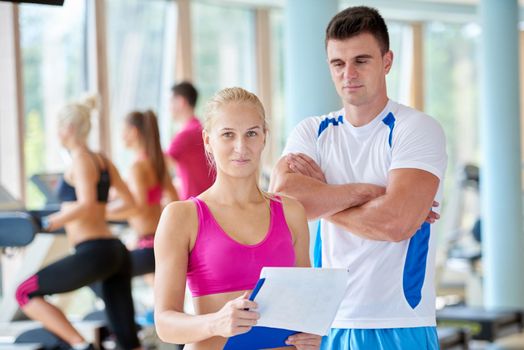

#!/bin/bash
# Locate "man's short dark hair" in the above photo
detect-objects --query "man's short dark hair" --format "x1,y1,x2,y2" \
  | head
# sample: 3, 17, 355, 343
325, 6, 389, 55
171, 81, 198, 108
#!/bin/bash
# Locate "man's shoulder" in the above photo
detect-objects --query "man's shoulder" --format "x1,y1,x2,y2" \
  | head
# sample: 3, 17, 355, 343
389, 100, 424, 118
282, 109, 343, 157
184, 117, 203, 131
303, 109, 344, 123
387, 101, 446, 152
389, 101, 441, 129
294, 109, 345, 135
175, 119, 203, 138
167, 123, 203, 156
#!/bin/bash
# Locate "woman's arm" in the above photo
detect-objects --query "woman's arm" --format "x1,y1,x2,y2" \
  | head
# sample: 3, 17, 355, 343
280, 195, 311, 268
279, 196, 322, 350
162, 170, 180, 204
154, 201, 259, 344
105, 159, 136, 220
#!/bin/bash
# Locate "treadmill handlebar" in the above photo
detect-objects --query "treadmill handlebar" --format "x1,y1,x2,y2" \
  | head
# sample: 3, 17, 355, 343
0, 208, 65, 248
28, 209, 65, 234
0, 211, 39, 247
1, 208, 129, 248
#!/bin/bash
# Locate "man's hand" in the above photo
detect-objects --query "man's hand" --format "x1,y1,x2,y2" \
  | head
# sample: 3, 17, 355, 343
287, 153, 326, 183
271, 152, 386, 220
285, 332, 322, 349
425, 201, 440, 224
287, 153, 386, 208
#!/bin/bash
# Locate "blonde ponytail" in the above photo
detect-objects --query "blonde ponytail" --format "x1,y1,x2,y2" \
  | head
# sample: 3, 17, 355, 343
57, 93, 99, 141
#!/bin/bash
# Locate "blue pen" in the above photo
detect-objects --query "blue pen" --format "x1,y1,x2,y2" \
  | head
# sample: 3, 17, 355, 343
249, 278, 265, 301
225, 277, 298, 350
244, 278, 265, 310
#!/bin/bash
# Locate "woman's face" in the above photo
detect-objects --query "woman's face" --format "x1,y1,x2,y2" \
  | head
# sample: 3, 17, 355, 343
204, 102, 266, 179
58, 122, 73, 147
122, 123, 138, 149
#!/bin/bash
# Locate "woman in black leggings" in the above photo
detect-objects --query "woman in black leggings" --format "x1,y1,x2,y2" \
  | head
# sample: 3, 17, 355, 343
15, 96, 142, 350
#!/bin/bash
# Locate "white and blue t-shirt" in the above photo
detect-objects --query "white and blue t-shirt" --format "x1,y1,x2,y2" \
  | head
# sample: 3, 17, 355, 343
283, 99, 447, 329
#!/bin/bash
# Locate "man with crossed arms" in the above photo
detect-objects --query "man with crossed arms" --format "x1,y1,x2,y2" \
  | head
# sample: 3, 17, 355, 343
270, 6, 447, 350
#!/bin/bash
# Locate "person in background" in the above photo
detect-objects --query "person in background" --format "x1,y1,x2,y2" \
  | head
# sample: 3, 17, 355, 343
166, 81, 215, 199
15, 96, 142, 350
121, 109, 179, 280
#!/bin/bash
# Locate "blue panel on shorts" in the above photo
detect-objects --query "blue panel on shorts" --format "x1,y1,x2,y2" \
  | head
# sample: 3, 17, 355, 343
320, 327, 439, 350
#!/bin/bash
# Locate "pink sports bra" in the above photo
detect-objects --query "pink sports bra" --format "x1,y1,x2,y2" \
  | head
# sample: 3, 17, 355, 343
187, 196, 296, 297
146, 184, 162, 205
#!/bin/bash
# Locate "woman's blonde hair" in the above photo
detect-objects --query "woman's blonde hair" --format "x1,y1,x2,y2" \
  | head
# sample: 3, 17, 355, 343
203, 87, 268, 134
57, 94, 98, 141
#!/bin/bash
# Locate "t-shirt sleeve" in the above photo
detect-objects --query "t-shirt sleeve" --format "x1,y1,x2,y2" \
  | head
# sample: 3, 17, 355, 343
281, 117, 320, 164
166, 130, 190, 161
389, 114, 447, 181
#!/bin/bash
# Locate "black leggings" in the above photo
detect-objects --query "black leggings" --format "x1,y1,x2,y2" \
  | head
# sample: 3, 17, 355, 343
16, 238, 140, 349
130, 247, 155, 277
89, 246, 155, 301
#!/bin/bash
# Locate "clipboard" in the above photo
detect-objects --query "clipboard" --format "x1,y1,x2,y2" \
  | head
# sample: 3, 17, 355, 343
223, 278, 298, 349
223, 267, 349, 349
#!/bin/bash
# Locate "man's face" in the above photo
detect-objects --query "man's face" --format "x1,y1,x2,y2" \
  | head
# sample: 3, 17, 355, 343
326, 33, 393, 109
169, 94, 185, 120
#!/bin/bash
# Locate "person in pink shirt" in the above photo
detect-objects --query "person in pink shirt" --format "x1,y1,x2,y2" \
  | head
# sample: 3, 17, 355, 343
166, 82, 215, 199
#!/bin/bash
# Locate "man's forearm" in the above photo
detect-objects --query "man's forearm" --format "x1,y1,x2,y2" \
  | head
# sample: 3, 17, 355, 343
326, 195, 427, 242
273, 172, 383, 220
326, 168, 440, 242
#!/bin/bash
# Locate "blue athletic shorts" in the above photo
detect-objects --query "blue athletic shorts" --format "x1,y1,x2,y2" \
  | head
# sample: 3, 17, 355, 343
320, 327, 439, 350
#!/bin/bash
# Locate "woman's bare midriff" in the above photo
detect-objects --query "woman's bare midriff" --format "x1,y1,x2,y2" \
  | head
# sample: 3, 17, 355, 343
128, 204, 162, 237
182, 290, 243, 350
184, 290, 290, 350
62, 202, 113, 246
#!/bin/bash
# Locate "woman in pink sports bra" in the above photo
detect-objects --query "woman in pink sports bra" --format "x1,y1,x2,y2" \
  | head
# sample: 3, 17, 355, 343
154, 88, 321, 349
120, 110, 179, 281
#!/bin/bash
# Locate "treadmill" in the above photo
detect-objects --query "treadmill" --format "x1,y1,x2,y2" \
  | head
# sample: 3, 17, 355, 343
29, 173, 62, 206
0, 184, 43, 248
0, 174, 64, 248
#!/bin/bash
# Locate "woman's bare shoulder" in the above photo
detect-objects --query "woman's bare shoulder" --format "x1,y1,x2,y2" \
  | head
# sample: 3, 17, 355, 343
157, 199, 199, 241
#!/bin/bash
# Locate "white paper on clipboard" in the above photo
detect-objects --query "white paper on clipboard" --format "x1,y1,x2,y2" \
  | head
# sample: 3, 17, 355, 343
253, 267, 349, 336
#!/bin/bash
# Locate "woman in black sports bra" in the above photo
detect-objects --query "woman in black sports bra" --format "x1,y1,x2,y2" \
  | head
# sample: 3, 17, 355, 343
15, 96, 143, 350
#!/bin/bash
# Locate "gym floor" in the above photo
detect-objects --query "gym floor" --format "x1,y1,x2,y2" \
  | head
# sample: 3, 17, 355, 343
472, 333, 524, 350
